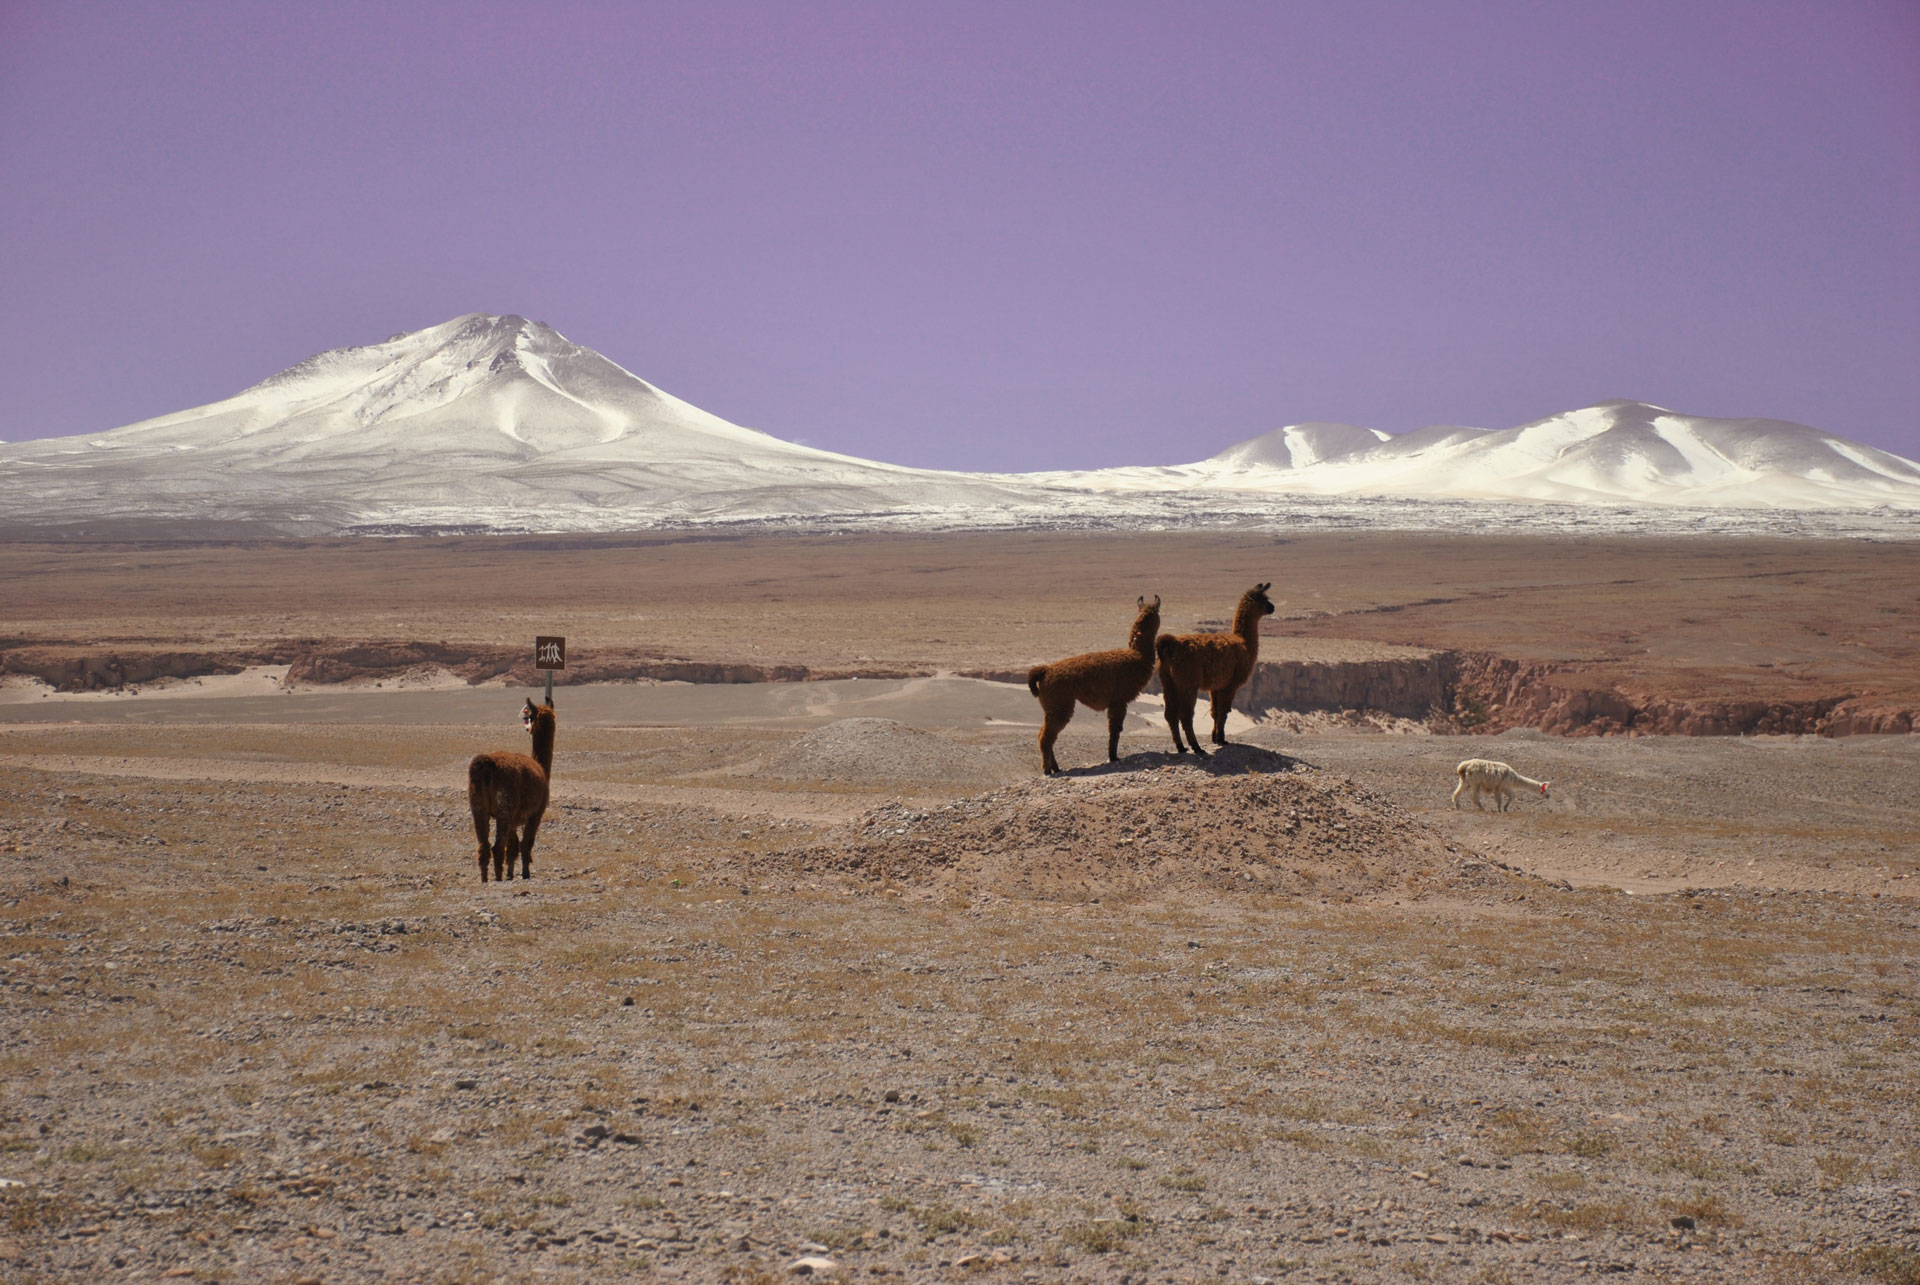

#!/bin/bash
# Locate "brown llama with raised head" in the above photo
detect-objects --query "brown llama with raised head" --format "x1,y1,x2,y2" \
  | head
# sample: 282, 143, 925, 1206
468, 697, 555, 882
1155, 582, 1275, 756
1026, 595, 1161, 775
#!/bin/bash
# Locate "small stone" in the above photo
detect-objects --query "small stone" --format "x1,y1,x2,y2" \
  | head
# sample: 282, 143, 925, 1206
622, 996, 635, 1006
454, 1078, 478, 1090
1670, 1215, 1696, 1231
789, 1255, 839, 1276
883, 1090, 901, 1103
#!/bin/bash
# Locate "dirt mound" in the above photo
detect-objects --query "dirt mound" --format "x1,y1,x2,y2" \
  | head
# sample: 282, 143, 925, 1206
762, 717, 1026, 789
780, 743, 1517, 901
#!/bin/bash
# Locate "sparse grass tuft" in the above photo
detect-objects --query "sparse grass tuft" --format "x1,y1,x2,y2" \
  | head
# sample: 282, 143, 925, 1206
1839, 1245, 1920, 1285
1560, 1131, 1614, 1158
186, 1139, 241, 1169
1662, 1192, 1738, 1227
1533, 1199, 1640, 1234
1817, 1151, 1867, 1190
1063, 1218, 1137, 1253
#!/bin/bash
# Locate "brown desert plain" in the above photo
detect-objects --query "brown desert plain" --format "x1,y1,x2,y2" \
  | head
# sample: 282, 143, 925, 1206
1, 530, 1918, 1285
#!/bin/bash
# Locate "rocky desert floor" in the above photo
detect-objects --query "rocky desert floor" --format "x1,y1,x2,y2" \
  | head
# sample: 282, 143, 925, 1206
1, 532, 1918, 1284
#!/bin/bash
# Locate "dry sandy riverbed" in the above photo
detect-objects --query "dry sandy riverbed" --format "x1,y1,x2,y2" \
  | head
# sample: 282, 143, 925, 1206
1, 679, 1917, 1284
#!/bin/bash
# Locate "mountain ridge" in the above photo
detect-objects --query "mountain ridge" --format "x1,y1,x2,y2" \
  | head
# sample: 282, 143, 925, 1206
3, 313, 1916, 536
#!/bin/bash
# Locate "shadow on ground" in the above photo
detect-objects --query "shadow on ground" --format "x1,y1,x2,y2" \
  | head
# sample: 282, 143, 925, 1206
1051, 740, 1309, 779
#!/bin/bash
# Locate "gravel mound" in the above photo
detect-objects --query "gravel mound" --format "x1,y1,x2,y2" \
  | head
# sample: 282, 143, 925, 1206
762, 717, 1026, 788
780, 742, 1517, 901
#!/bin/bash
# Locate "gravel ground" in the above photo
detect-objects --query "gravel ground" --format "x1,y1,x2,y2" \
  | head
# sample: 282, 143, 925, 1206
2, 710, 1917, 1285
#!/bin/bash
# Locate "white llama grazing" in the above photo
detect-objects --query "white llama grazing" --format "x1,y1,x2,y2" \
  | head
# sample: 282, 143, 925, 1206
1452, 759, 1550, 812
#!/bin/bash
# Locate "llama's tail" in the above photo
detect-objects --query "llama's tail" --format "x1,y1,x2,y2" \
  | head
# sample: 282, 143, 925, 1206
468, 754, 498, 802
1026, 665, 1046, 697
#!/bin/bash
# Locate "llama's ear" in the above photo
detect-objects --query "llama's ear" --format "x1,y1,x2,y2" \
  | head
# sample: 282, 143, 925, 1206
1138, 595, 1145, 609
1150, 594, 1161, 610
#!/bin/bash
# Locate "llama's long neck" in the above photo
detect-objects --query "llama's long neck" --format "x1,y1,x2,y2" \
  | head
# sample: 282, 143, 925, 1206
1231, 596, 1265, 660
530, 713, 556, 776
1129, 614, 1159, 660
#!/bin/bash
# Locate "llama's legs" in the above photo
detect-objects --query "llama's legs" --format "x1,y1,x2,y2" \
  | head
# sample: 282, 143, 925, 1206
1038, 698, 1073, 775
518, 812, 542, 879
1106, 703, 1128, 763
1178, 690, 1209, 757
1472, 784, 1486, 811
1163, 682, 1188, 752
492, 824, 510, 881
473, 809, 493, 882
1208, 686, 1236, 746
1497, 786, 1512, 813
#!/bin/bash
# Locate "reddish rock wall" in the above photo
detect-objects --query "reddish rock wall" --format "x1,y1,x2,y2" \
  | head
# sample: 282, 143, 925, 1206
1434, 652, 1873, 738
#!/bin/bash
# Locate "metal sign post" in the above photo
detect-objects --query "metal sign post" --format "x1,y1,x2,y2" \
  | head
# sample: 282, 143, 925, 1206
534, 635, 566, 704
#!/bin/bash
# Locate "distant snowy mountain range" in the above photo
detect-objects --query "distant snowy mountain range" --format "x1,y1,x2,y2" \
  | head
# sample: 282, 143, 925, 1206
3, 313, 1916, 537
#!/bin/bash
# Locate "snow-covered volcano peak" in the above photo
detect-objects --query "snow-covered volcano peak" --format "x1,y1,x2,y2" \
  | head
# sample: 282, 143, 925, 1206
238, 311, 636, 436
0, 312, 1051, 535
74, 310, 796, 464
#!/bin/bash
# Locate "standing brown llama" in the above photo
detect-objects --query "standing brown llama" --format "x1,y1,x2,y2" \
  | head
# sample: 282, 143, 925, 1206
468, 698, 555, 882
1155, 582, 1275, 756
1026, 595, 1161, 775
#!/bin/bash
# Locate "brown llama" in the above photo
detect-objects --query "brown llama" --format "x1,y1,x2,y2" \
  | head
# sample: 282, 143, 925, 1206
1026, 595, 1161, 775
1155, 582, 1275, 756
468, 697, 555, 882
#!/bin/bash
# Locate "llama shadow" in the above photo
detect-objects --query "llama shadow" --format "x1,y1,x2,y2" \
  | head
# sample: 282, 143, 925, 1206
1052, 741, 1311, 780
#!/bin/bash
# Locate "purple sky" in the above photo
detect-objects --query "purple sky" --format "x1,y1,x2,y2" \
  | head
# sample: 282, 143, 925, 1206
2, 1, 1916, 470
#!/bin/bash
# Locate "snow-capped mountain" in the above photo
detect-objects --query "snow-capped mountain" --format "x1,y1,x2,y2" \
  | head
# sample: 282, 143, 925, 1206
2, 314, 1916, 537
0, 314, 1046, 534
1061, 401, 1920, 509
